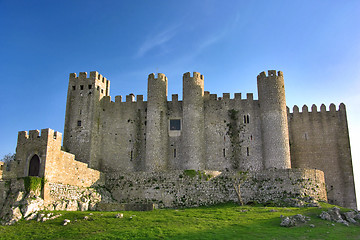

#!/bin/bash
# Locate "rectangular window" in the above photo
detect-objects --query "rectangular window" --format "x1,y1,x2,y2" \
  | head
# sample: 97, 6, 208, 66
72, 86, 76, 90
80, 85, 84, 90
170, 119, 181, 130
77, 120, 81, 126
88, 85, 92, 89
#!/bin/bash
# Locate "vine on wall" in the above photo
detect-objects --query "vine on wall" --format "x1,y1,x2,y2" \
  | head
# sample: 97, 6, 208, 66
227, 109, 245, 169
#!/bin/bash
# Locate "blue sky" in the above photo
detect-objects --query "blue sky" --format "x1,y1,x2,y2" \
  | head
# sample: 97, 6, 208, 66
1, 1, 359, 204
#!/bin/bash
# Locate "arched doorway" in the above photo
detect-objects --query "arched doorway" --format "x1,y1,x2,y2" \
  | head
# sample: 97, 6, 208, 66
28, 155, 40, 176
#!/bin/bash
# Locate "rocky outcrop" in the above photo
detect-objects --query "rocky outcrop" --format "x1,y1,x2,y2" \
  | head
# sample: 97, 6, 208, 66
0, 179, 113, 225
280, 214, 310, 227
319, 207, 360, 226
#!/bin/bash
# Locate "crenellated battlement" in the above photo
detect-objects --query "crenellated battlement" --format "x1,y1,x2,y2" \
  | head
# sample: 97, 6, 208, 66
148, 73, 167, 81
205, 92, 255, 102
18, 128, 62, 144
257, 70, 283, 80
289, 103, 346, 114
112, 94, 144, 103
183, 72, 204, 80
69, 71, 110, 86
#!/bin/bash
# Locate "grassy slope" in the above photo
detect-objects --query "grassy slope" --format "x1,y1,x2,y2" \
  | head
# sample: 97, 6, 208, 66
0, 203, 359, 240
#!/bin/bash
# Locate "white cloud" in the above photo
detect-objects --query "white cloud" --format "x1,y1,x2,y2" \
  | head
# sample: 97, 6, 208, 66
135, 24, 180, 58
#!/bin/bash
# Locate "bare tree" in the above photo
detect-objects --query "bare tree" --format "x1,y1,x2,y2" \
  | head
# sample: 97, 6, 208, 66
233, 171, 249, 206
1, 153, 15, 163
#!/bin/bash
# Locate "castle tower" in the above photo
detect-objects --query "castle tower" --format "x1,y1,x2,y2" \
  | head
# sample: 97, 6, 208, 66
145, 73, 169, 171
257, 70, 291, 169
182, 72, 205, 170
14, 129, 62, 179
63, 71, 110, 169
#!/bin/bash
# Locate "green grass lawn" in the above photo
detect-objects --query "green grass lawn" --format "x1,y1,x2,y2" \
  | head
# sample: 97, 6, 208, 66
0, 202, 359, 240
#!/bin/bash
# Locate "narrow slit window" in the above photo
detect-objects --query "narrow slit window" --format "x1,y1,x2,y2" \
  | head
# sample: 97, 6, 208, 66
130, 150, 133, 161
246, 147, 250, 156
97, 86, 100, 91
101, 89, 104, 94
247, 115, 250, 124
77, 120, 81, 126
223, 149, 226, 157
173, 149, 176, 158
243, 115, 246, 123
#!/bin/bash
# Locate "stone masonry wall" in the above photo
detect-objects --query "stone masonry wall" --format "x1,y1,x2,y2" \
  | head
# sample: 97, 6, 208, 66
289, 103, 356, 209
96, 74, 264, 173
105, 168, 326, 208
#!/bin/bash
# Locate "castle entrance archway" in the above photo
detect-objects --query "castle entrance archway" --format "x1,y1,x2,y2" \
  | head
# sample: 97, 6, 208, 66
28, 155, 40, 176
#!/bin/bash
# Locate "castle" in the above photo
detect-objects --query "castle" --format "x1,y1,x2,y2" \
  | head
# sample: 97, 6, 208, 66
0, 70, 356, 212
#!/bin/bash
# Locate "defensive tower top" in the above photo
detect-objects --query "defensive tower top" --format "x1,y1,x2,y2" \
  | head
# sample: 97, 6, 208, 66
148, 73, 167, 82
257, 70, 283, 79
69, 71, 109, 83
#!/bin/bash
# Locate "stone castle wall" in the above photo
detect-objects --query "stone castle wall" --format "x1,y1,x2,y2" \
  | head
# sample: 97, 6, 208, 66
96, 86, 264, 173
1, 70, 354, 210
60, 70, 355, 208
105, 168, 327, 208
288, 103, 356, 209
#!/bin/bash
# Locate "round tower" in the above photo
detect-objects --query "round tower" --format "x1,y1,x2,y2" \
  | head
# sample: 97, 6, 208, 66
145, 73, 169, 171
182, 72, 205, 170
257, 70, 291, 169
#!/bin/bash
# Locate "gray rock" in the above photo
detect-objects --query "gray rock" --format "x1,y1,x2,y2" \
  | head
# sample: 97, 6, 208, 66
88, 202, 97, 211
320, 211, 332, 221
63, 219, 71, 226
15, 191, 25, 202
2, 207, 23, 225
20, 197, 44, 218
309, 224, 315, 228
79, 200, 89, 211
280, 217, 292, 227
37, 213, 45, 222
49, 214, 62, 220
280, 214, 309, 227
354, 213, 360, 220
66, 200, 79, 211
343, 211, 357, 223
25, 212, 38, 221
328, 207, 342, 221
54, 201, 67, 211
336, 219, 349, 226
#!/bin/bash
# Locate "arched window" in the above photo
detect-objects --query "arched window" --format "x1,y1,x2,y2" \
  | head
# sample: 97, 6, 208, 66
28, 155, 40, 176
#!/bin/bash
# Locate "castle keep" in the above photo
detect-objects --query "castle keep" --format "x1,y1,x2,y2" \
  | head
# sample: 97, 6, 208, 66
64, 70, 291, 172
0, 70, 356, 213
